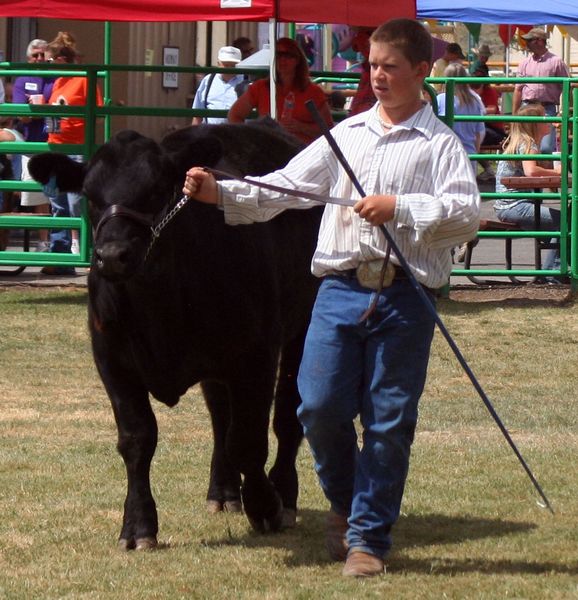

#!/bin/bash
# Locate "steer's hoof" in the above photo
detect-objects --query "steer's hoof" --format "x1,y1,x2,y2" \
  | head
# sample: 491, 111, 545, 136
207, 500, 223, 514
281, 508, 297, 529
136, 536, 158, 551
207, 499, 243, 514
118, 536, 158, 551
118, 538, 133, 552
247, 502, 284, 533
223, 500, 243, 513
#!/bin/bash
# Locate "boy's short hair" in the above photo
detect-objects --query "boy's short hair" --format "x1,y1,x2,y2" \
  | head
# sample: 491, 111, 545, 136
370, 19, 433, 67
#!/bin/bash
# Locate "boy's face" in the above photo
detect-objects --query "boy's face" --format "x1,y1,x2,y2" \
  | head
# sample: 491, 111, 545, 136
369, 41, 429, 111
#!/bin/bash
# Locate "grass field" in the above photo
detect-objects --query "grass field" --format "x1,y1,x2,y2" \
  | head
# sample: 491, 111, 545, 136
0, 287, 577, 599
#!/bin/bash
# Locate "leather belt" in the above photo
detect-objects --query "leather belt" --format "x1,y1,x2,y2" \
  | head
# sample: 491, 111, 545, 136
522, 100, 557, 108
328, 264, 406, 281
327, 263, 435, 294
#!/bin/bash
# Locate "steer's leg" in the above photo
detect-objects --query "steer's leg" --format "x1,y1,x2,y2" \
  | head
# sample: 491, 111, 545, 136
201, 380, 242, 513
97, 357, 159, 550
268, 332, 306, 529
227, 356, 283, 533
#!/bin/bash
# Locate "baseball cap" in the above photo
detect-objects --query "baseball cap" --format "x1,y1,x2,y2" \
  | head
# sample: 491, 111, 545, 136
217, 46, 242, 63
446, 43, 465, 59
521, 28, 548, 41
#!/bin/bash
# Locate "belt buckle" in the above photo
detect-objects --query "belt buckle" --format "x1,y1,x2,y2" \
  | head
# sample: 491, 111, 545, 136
355, 259, 395, 290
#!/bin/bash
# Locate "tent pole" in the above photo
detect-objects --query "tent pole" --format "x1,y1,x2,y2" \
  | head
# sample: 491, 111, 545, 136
104, 21, 112, 141
506, 25, 511, 78
269, 18, 277, 119
323, 24, 332, 74
206, 22, 213, 67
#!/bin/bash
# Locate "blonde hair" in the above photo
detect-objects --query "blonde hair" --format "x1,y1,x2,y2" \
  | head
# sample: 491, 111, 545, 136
502, 104, 545, 163
443, 63, 478, 107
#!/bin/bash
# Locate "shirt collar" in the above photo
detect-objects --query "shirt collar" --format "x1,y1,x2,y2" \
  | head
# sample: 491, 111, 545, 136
347, 102, 436, 139
218, 73, 243, 83
531, 50, 552, 62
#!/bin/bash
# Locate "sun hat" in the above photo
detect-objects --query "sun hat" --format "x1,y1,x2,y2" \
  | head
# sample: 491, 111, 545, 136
521, 28, 548, 41
217, 46, 242, 63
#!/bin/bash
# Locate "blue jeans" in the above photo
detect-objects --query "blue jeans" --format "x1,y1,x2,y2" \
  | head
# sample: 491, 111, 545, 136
297, 275, 436, 558
48, 190, 82, 252
495, 201, 560, 270
48, 155, 83, 253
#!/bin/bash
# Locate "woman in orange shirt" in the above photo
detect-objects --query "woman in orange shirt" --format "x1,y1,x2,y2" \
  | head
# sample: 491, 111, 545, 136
46, 32, 103, 146
42, 32, 102, 271
228, 38, 333, 145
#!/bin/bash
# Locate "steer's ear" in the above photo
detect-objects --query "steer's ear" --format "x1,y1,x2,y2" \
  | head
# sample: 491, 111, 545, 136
28, 153, 85, 192
161, 126, 224, 175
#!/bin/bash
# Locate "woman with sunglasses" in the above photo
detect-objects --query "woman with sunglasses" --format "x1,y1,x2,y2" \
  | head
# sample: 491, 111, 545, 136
228, 38, 333, 145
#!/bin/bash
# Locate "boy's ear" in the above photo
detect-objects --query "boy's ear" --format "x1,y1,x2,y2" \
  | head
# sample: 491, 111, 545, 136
416, 61, 431, 78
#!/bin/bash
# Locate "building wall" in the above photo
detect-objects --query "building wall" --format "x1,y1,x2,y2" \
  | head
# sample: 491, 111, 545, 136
125, 21, 199, 140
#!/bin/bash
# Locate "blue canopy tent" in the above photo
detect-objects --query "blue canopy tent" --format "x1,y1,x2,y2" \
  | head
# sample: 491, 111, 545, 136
417, 0, 578, 25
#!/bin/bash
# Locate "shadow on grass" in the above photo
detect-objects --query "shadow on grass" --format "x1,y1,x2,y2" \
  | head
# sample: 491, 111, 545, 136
194, 509, 576, 576
393, 512, 537, 550
16, 292, 88, 306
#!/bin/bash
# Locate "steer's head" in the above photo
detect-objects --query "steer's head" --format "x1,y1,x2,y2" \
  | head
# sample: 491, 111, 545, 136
29, 130, 184, 281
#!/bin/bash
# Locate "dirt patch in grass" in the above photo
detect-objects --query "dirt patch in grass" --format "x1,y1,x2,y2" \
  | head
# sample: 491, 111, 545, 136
449, 284, 575, 306
0, 283, 87, 293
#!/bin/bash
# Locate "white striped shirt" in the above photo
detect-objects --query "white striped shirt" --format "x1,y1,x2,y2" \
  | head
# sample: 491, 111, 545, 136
219, 102, 480, 289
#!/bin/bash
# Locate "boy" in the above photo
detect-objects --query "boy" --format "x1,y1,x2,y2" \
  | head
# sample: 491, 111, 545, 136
183, 19, 480, 577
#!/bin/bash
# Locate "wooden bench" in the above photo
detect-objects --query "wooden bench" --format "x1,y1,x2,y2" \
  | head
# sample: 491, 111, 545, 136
480, 144, 502, 154
462, 216, 560, 284
462, 218, 526, 284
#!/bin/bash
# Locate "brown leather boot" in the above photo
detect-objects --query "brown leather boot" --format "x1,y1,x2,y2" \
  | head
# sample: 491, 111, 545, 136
325, 510, 349, 561
342, 550, 385, 577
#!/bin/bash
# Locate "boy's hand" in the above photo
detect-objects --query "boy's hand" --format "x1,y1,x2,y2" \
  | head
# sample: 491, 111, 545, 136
354, 195, 396, 225
183, 167, 218, 204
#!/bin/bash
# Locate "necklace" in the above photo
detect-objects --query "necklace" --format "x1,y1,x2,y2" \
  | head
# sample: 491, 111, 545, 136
377, 112, 394, 130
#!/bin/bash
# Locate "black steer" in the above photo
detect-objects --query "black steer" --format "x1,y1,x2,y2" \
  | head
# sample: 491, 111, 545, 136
30, 124, 322, 549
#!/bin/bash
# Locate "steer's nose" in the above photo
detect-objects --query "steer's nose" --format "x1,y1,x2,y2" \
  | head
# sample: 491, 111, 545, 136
94, 242, 134, 278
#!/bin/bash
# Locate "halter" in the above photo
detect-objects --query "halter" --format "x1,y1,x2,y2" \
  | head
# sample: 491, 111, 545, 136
93, 191, 189, 262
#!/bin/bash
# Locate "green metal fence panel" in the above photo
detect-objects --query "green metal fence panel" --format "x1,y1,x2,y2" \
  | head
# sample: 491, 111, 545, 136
434, 75, 575, 286
0, 67, 576, 287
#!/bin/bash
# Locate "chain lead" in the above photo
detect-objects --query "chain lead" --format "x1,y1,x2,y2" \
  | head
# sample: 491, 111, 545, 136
145, 194, 190, 260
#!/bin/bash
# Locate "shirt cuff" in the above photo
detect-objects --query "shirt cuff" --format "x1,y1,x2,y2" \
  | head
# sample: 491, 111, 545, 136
393, 194, 410, 226
216, 183, 224, 208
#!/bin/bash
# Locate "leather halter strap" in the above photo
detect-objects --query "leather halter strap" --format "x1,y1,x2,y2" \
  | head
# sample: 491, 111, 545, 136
94, 204, 155, 240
